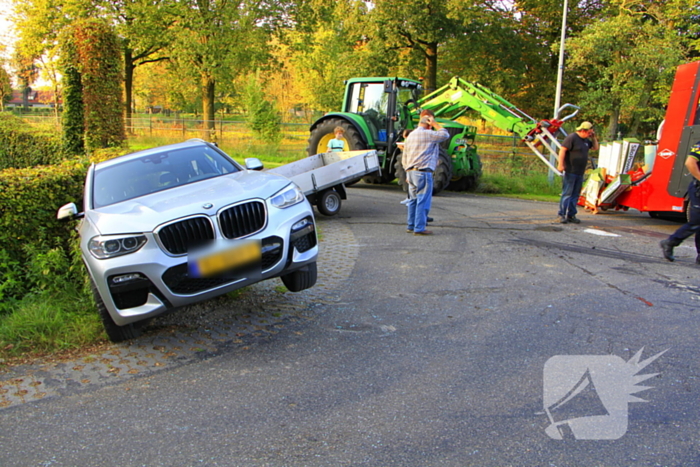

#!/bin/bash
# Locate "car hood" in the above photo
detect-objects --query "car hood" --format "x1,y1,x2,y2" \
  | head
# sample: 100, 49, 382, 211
88, 171, 293, 235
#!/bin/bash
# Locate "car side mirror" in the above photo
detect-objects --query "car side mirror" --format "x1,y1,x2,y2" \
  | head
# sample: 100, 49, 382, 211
245, 158, 264, 171
57, 202, 79, 220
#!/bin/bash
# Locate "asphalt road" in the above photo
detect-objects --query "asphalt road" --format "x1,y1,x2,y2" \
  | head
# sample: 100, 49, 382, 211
1, 184, 699, 466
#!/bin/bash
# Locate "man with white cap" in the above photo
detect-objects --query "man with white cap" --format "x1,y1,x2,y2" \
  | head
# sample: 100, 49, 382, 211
557, 121, 599, 224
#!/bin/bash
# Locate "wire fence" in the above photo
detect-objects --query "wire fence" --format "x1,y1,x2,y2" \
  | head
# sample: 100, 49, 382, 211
13, 114, 550, 175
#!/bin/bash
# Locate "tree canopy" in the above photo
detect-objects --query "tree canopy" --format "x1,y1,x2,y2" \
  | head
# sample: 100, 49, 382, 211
5, 0, 699, 139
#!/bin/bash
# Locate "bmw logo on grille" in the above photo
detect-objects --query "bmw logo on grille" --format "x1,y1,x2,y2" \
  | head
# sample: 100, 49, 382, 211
202, 203, 214, 209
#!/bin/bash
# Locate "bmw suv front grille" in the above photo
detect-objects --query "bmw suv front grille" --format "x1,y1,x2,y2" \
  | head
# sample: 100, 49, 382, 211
158, 216, 215, 255
219, 201, 266, 239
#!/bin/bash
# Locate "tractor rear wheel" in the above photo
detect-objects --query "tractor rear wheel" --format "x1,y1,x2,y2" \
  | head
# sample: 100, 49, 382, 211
308, 118, 367, 186
432, 149, 453, 195
307, 118, 366, 156
394, 156, 408, 193
394, 149, 452, 195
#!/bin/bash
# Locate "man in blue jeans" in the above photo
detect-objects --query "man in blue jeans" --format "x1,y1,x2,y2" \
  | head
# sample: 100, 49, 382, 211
402, 114, 449, 235
557, 121, 599, 224
660, 140, 700, 264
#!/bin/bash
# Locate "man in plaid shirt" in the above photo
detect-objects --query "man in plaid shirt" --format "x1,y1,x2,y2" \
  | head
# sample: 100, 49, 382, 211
402, 111, 449, 235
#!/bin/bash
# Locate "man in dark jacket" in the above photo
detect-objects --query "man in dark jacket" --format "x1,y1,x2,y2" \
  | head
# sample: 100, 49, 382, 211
557, 121, 599, 224
660, 140, 700, 264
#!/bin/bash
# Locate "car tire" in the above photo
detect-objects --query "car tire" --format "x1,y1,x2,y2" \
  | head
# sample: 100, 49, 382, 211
317, 190, 341, 216
280, 262, 317, 292
90, 279, 141, 342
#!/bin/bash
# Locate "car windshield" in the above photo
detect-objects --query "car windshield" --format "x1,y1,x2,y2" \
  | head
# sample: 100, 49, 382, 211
92, 145, 241, 208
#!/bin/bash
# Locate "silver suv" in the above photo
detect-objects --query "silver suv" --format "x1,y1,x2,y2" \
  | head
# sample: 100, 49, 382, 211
58, 140, 318, 342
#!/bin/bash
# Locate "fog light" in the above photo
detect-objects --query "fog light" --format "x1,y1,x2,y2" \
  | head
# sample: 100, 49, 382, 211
112, 273, 143, 284
292, 218, 312, 232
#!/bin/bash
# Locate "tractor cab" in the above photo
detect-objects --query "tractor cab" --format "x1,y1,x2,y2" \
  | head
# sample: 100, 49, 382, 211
342, 77, 423, 151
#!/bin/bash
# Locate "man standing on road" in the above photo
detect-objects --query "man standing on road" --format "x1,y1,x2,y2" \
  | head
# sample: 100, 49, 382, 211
557, 121, 599, 224
402, 111, 449, 235
660, 140, 700, 264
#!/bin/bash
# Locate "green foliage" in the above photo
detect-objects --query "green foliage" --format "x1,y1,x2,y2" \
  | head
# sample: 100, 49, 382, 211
59, 18, 126, 153
0, 114, 65, 169
244, 72, 282, 143
60, 41, 85, 156
0, 66, 11, 110
0, 157, 89, 307
73, 19, 127, 150
566, 10, 685, 138
476, 172, 561, 200
0, 241, 103, 357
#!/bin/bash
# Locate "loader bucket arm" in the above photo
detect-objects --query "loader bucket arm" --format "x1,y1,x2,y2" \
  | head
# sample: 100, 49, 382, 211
414, 77, 579, 176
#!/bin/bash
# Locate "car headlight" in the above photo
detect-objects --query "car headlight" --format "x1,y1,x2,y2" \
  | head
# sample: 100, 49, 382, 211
270, 184, 304, 209
88, 235, 147, 259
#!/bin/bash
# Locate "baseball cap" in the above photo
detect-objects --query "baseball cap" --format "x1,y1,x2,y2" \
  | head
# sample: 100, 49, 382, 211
576, 121, 593, 131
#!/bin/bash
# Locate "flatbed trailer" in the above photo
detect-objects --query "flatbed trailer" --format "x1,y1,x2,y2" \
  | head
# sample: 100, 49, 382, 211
267, 150, 381, 216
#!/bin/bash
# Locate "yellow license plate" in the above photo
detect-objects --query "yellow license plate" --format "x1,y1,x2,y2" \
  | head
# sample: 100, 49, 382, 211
189, 240, 261, 278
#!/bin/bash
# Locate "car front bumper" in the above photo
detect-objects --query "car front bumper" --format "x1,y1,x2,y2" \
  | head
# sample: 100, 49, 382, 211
83, 201, 318, 326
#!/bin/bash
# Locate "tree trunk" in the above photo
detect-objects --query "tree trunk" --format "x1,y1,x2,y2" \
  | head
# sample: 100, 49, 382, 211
202, 75, 216, 141
629, 82, 654, 138
606, 107, 620, 141
124, 47, 134, 134
423, 42, 438, 93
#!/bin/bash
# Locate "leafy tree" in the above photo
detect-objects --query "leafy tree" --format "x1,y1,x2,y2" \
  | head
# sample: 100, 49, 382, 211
166, 0, 278, 139
566, 5, 685, 138
59, 18, 126, 152
96, 0, 174, 123
243, 71, 282, 143
0, 65, 12, 111
365, 0, 465, 92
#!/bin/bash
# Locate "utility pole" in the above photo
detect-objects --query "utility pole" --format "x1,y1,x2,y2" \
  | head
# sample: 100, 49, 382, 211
550, 0, 569, 184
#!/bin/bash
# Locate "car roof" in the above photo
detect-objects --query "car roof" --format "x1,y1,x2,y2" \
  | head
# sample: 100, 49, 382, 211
95, 139, 215, 170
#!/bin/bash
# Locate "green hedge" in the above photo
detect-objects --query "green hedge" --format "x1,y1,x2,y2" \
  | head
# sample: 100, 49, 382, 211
0, 157, 90, 311
0, 114, 65, 170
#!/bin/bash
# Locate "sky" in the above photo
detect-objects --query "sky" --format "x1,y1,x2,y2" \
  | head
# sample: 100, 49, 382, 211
0, 0, 15, 61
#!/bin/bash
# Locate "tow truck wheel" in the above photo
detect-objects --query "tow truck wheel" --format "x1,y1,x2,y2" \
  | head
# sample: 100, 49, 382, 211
317, 189, 342, 216
432, 149, 453, 195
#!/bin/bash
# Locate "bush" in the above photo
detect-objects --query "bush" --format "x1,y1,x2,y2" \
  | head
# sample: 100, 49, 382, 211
0, 157, 90, 309
0, 241, 103, 356
0, 113, 65, 169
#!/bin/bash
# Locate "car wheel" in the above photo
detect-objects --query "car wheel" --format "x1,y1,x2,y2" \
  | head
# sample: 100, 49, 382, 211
90, 279, 141, 342
317, 190, 341, 216
280, 262, 317, 292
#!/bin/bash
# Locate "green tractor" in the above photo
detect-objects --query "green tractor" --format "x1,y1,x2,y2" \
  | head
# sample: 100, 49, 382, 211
307, 77, 481, 194
308, 76, 580, 194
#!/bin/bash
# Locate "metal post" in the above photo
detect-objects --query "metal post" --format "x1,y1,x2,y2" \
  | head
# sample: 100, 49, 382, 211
549, 0, 569, 184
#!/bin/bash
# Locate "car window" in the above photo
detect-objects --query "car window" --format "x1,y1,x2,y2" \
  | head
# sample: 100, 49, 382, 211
92, 146, 241, 208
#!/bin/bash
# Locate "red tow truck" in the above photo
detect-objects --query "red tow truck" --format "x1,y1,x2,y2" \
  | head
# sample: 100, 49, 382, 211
610, 61, 700, 217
